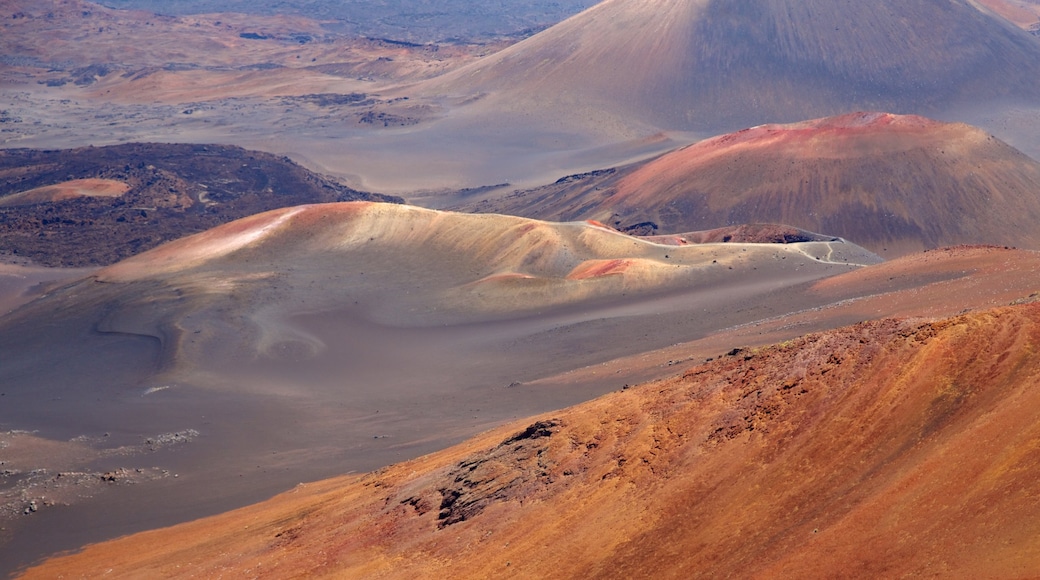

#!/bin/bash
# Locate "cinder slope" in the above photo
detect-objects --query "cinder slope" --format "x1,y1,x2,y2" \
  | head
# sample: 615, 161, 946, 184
27, 302, 1040, 578
0, 201, 877, 573
471, 113, 1040, 256
417, 0, 1040, 136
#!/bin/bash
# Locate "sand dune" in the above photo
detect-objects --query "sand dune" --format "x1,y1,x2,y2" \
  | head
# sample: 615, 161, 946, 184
465, 113, 1040, 257
25, 300, 1040, 578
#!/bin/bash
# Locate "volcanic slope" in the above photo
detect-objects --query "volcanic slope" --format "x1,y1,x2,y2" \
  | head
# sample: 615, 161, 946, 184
0, 143, 400, 266
25, 300, 1040, 578
414, 0, 1040, 138
465, 113, 1040, 257
0, 201, 881, 573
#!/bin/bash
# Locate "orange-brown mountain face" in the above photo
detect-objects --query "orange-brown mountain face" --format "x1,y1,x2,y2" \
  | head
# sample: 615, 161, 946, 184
467, 113, 1040, 257
0, 201, 885, 572
416, 0, 1040, 137
26, 302, 1040, 578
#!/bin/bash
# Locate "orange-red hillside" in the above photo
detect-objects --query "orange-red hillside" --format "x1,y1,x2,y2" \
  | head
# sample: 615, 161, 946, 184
26, 301, 1040, 578
474, 113, 1040, 257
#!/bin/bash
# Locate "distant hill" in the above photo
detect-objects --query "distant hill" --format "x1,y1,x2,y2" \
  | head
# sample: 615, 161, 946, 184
416, 0, 1040, 137
0, 143, 400, 266
93, 0, 599, 42
464, 113, 1040, 257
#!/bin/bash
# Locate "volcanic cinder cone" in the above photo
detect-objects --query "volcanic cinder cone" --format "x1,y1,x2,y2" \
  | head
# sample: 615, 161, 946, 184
473, 112, 1040, 256
418, 0, 1040, 136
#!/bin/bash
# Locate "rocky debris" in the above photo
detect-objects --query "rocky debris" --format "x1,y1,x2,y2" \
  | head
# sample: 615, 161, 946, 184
85, 0, 598, 44
0, 110, 20, 124
553, 168, 616, 185
1011, 292, 1040, 306
619, 221, 659, 236
643, 224, 843, 246
435, 419, 562, 527
289, 93, 373, 107
358, 110, 420, 127
373, 419, 571, 528
41, 64, 114, 87
0, 144, 403, 266
2, 466, 167, 520
144, 429, 200, 451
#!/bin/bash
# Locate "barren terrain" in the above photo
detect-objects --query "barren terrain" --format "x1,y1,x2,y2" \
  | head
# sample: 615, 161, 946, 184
25, 300, 1040, 578
462, 113, 1040, 257
4, 202, 1040, 574
4, 0, 1040, 575
93, 0, 600, 43
0, 143, 399, 266
6, 0, 1040, 193
0, 202, 878, 573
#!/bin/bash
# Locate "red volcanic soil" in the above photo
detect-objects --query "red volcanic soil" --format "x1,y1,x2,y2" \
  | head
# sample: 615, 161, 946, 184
468, 113, 1040, 257
25, 301, 1040, 578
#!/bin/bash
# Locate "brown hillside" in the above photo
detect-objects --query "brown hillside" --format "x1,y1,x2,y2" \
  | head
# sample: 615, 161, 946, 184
26, 302, 1040, 578
468, 113, 1040, 257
